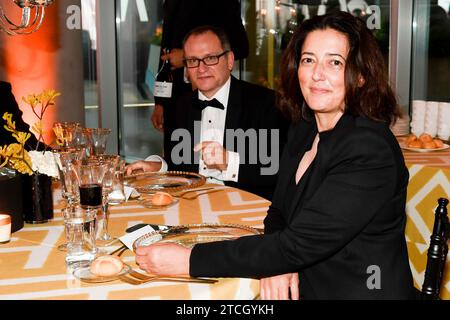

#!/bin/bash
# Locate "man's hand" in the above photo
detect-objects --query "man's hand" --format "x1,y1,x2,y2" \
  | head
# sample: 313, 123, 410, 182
194, 141, 229, 171
161, 48, 184, 70
125, 160, 162, 176
260, 273, 300, 300
151, 104, 164, 132
135, 243, 191, 275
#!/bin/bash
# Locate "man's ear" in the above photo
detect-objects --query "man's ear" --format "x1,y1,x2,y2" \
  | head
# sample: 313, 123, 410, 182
227, 51, 235, 71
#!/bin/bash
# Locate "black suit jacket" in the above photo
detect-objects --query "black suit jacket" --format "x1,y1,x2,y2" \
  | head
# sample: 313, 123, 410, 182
0, 81, 41, 150
169, 76, 289, 200
190, 114, 415, 299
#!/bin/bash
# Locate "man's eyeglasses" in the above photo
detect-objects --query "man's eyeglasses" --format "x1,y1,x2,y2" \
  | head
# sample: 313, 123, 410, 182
184, 51, 229, 68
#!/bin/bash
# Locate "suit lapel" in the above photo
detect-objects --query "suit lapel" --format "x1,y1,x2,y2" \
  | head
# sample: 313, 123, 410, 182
285, 119, 318, 221
187, 91, 202, 171
223, 76, 242, 148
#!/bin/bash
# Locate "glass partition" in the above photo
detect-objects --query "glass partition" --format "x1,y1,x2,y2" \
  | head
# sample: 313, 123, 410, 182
115, 0, 164, 162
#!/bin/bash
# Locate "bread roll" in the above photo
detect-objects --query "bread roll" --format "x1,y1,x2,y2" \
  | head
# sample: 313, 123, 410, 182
433, 139, 444, 148
419, 133, 433, 143
406, 135, 417, 144
408, 140, 423, 148
423, 141, 437, 149
90, 255, 124, 277
152, 192, 173, 206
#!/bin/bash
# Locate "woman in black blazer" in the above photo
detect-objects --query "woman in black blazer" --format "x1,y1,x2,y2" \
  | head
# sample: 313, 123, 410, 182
135, 11, 415, 300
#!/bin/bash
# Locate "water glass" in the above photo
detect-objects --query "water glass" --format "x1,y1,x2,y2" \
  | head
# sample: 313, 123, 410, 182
108, 160, 126, 205
64, 205, 97, 268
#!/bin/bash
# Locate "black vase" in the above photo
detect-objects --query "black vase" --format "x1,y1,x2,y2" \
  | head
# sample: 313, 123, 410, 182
0, 174, 24, 232
21, 173, 54, 224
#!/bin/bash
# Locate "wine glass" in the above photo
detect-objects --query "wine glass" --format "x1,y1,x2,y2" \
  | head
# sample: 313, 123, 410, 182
89, 154, 120, 246
84, 128, 112, 156
72, 159, 107, 210
54, 148, 85, 252
53, 122, 81, 148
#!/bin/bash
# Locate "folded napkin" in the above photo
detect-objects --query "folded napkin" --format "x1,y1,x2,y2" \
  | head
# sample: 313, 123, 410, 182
410, 100, 426, 136
424, 101, 439, 137
438, 102, 450, 140
119, 225, 155, 251
124, 186, 140, 201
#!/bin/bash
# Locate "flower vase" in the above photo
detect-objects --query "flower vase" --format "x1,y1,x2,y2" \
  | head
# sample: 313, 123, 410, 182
21, 173, 54, 224
0, 173, 24, 232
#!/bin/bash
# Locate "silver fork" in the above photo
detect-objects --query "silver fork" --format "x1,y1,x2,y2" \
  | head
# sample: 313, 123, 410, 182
179, 189, 222, 200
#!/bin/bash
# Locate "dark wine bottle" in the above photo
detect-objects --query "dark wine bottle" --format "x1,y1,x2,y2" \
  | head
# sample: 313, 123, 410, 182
153, 48, 173, 101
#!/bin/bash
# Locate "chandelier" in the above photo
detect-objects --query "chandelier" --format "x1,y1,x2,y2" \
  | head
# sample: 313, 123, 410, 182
0, 0, 54, 36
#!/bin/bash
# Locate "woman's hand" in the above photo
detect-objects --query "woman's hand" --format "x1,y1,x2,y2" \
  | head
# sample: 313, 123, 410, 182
260, 273, 299, 300
135, 243, 191, 275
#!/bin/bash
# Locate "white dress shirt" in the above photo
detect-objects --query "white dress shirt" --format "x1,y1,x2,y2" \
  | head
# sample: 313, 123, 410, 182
197, 77, 240, 184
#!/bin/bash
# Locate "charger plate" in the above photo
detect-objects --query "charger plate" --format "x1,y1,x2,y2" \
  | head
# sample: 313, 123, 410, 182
133, 223, 262, 250
125, 171, 205, 194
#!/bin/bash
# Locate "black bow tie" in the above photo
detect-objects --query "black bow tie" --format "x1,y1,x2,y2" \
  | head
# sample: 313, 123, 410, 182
195, 98, 225, 111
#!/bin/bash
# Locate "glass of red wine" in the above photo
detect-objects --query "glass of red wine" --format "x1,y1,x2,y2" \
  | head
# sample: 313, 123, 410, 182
72, 160, 107, 210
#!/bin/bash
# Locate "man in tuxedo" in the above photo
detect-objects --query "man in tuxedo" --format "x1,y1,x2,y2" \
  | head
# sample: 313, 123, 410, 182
0, 81, 41, 150
127, 26, 288, 200
151, 0, 249, 168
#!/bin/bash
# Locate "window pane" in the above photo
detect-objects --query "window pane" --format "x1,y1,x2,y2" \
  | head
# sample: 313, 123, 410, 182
82, 0, 99, 128
411, 0, 450, 102
241, 0, 391, 90
116, 0, 164, 162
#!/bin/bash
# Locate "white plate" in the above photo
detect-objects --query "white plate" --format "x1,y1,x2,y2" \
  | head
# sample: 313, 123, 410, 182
133, 223, 262, 249
400, 143, 450, 153
73, 264, 131, 283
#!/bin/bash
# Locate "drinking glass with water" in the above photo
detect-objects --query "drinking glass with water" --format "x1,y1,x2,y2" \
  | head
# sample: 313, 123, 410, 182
64, 205, 97, 269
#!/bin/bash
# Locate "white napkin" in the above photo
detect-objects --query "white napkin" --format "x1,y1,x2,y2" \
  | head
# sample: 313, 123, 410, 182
124, 186, 140, 201
119, 225, 155, 251
410, 100, 426, 136
438, 102, 450, 140
424, 101, 439, 137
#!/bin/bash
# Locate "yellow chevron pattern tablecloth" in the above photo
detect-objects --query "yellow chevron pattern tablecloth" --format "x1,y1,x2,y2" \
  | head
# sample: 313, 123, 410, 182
402, 142, 450, 299
0, 185, 269, 300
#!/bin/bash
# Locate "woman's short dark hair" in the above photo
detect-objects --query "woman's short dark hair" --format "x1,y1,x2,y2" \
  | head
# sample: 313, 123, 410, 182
278, 11, 401, 124
182, 25, 231, 52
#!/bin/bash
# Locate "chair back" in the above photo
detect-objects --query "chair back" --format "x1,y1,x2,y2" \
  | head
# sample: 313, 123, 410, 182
421, 198, 449, 300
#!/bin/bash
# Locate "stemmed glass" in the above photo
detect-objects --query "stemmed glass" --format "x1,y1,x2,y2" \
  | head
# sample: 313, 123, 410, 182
90, 154, 120, 245
54, 148, 84, 252
53, 122, 81, 148
72, 159, 107, 210
84, 128, 112, 156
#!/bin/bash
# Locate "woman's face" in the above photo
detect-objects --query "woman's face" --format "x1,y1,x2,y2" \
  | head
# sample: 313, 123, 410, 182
298, 28, 349, 116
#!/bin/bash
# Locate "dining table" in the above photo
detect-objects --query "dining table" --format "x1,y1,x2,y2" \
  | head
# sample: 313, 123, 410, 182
398, 136, 450, 300
1, 137, 449, 300
0, 183, 270, 300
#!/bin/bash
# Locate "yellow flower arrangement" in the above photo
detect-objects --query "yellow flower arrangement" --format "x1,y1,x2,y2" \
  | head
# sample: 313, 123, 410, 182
0, 89, 61, 176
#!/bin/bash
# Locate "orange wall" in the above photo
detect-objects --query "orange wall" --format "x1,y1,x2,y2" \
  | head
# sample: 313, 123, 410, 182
1, 1, 60, 144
